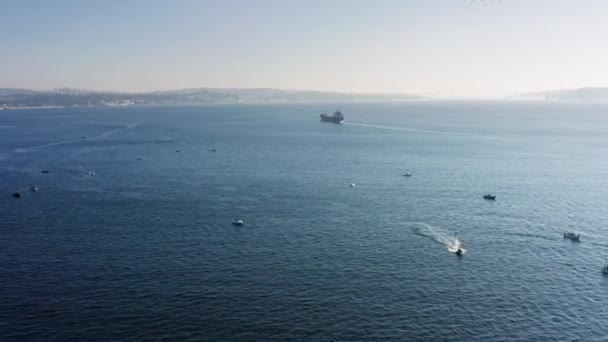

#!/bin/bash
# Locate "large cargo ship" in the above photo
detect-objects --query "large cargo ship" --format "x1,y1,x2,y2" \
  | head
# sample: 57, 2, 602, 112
320, 110, 344, 123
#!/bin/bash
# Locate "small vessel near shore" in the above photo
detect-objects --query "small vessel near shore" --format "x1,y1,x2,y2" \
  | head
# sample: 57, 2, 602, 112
563, 232, 581, 241
320, 111, 344, 124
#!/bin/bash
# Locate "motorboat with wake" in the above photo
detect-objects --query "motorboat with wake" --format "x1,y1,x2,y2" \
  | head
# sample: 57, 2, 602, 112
449, 244, 466, 256
449, 233, 465, 256
563, 232, 581, 241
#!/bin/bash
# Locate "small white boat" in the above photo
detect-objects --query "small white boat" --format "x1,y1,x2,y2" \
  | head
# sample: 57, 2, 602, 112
88, 171, 96, 176
563, 232, 580, 241
350, 183, 356, 187
232, 219, 244, 226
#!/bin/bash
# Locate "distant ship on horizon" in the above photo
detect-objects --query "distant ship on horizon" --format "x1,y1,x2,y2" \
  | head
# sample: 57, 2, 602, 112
320, 110, 344, 124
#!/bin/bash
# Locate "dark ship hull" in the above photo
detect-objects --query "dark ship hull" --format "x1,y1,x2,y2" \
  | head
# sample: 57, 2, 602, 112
320, 111, 344, 123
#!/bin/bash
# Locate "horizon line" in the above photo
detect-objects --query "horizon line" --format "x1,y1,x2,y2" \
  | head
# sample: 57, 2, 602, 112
3, 85, 608, 96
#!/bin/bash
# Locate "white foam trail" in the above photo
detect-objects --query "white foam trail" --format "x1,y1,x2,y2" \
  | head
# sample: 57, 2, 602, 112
408, 222, 465, 252
126, 122, 143, 129
14, 138, 84, 153
345, 122, 475, 136
12, 122, 144, 154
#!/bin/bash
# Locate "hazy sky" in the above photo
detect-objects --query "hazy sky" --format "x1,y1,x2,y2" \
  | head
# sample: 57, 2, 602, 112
2, 0, 608, 94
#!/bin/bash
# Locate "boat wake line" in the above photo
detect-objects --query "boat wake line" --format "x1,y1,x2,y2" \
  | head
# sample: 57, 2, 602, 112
345, 122, 477, 137
12, 122, 144, 154
407, 221, 466, 254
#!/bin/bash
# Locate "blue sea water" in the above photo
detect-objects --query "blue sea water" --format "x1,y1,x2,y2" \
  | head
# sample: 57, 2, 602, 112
1, 102, 608, 341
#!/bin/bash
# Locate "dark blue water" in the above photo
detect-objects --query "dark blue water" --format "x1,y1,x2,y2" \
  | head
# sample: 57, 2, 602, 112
2, 102, 608, 341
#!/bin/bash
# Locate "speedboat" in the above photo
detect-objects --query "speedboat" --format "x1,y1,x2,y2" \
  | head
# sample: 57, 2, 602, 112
82, 135, 87, 139
232, 219, 244, 226
563, 232, 581, 241
350, 183, 356, 187
602, 265, 608, 275
483, 194, 496, 200
12, 192, 21, 198
455, 248, 464, 256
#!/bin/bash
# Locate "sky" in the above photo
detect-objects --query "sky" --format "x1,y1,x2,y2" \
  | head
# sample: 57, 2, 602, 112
1, 0, 608, 95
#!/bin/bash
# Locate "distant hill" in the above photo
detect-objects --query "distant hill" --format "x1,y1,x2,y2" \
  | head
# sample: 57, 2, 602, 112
0, 87, 421, 108
0, 88, 37, 96
514, 87, 608, 102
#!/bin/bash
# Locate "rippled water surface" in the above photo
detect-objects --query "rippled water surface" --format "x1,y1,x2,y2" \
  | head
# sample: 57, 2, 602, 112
2, 102, 608, 341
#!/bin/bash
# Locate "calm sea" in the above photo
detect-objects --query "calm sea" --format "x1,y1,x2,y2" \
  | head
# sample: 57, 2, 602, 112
2, 102, 608, 341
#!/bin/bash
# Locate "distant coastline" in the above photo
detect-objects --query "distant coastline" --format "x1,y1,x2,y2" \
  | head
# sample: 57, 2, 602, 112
0, 87, 422, 109
1, 105, 65, 110
511, 87, 608, 102
0, 104, 134, 111
4, 86, 608, 110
